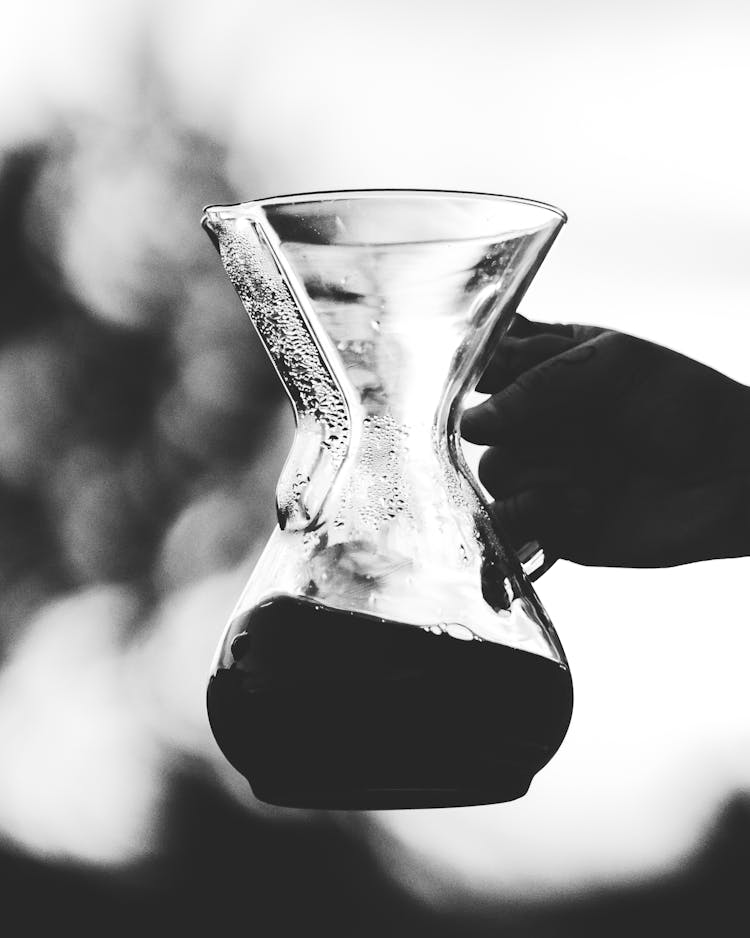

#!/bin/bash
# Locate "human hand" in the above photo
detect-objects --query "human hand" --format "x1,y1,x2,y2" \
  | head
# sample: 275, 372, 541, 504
461, 315, 750, 567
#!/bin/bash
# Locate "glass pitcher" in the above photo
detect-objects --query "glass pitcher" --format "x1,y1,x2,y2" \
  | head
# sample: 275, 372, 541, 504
202, 190, 572, 809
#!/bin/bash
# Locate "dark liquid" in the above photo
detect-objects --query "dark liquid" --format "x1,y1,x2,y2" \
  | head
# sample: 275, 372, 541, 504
207, 595, 573, 809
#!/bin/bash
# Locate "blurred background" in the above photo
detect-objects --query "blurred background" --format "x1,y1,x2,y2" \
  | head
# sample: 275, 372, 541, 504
1, 0, 749, 934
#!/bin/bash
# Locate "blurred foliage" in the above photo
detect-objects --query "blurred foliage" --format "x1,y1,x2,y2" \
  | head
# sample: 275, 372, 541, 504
0, 130, 285, 637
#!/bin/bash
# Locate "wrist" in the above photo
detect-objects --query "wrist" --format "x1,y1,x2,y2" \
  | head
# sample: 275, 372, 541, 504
723, 382, 750, 559
726, 383, 750, 474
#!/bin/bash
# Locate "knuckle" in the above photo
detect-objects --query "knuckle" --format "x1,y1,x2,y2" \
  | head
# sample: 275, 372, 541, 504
478, 447, 501, 493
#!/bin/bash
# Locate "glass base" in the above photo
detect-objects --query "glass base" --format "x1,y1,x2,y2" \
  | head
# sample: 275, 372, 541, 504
251, 780, 532, 811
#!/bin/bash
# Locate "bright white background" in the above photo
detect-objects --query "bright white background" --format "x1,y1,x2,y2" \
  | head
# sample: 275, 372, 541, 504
1, 0, 749, 898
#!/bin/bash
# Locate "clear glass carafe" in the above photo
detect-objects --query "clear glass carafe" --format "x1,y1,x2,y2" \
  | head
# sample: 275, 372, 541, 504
202, 190, 572, 809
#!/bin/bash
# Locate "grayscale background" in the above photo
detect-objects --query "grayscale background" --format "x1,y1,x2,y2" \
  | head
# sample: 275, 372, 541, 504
1, 1, 748, 934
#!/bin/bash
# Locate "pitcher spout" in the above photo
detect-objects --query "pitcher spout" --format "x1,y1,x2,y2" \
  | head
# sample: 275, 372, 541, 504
202, 203, 259, 251
201, 206, 221, 251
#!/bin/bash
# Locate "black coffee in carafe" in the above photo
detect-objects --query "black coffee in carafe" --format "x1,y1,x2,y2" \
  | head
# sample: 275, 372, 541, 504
207, 594, 573, 809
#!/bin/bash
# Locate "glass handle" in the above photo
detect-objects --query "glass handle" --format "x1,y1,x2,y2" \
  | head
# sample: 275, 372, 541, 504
518, 540, 556, 581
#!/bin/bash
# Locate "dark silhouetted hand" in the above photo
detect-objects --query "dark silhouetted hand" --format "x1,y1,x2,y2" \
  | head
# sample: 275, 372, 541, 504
461, 315, 750, 567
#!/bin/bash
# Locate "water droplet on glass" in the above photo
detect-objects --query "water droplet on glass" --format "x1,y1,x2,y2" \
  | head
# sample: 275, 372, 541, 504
445, 622, 475, 641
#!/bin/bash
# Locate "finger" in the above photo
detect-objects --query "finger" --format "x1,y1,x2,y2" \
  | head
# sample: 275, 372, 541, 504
489, 490, 554, 552
477, 315, 605, 393
477, 333, 577, 393
477, 446, 576, 499
462, 334, 609, 445
507, 313, 581, 339
490, 486, 597, 557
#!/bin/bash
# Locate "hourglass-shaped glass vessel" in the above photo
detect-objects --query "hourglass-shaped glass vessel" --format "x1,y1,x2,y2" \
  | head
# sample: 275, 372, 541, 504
202, 190, 571, 809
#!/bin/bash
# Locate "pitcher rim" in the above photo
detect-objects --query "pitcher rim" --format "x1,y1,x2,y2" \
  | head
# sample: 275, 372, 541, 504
202, 188, 567, 238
